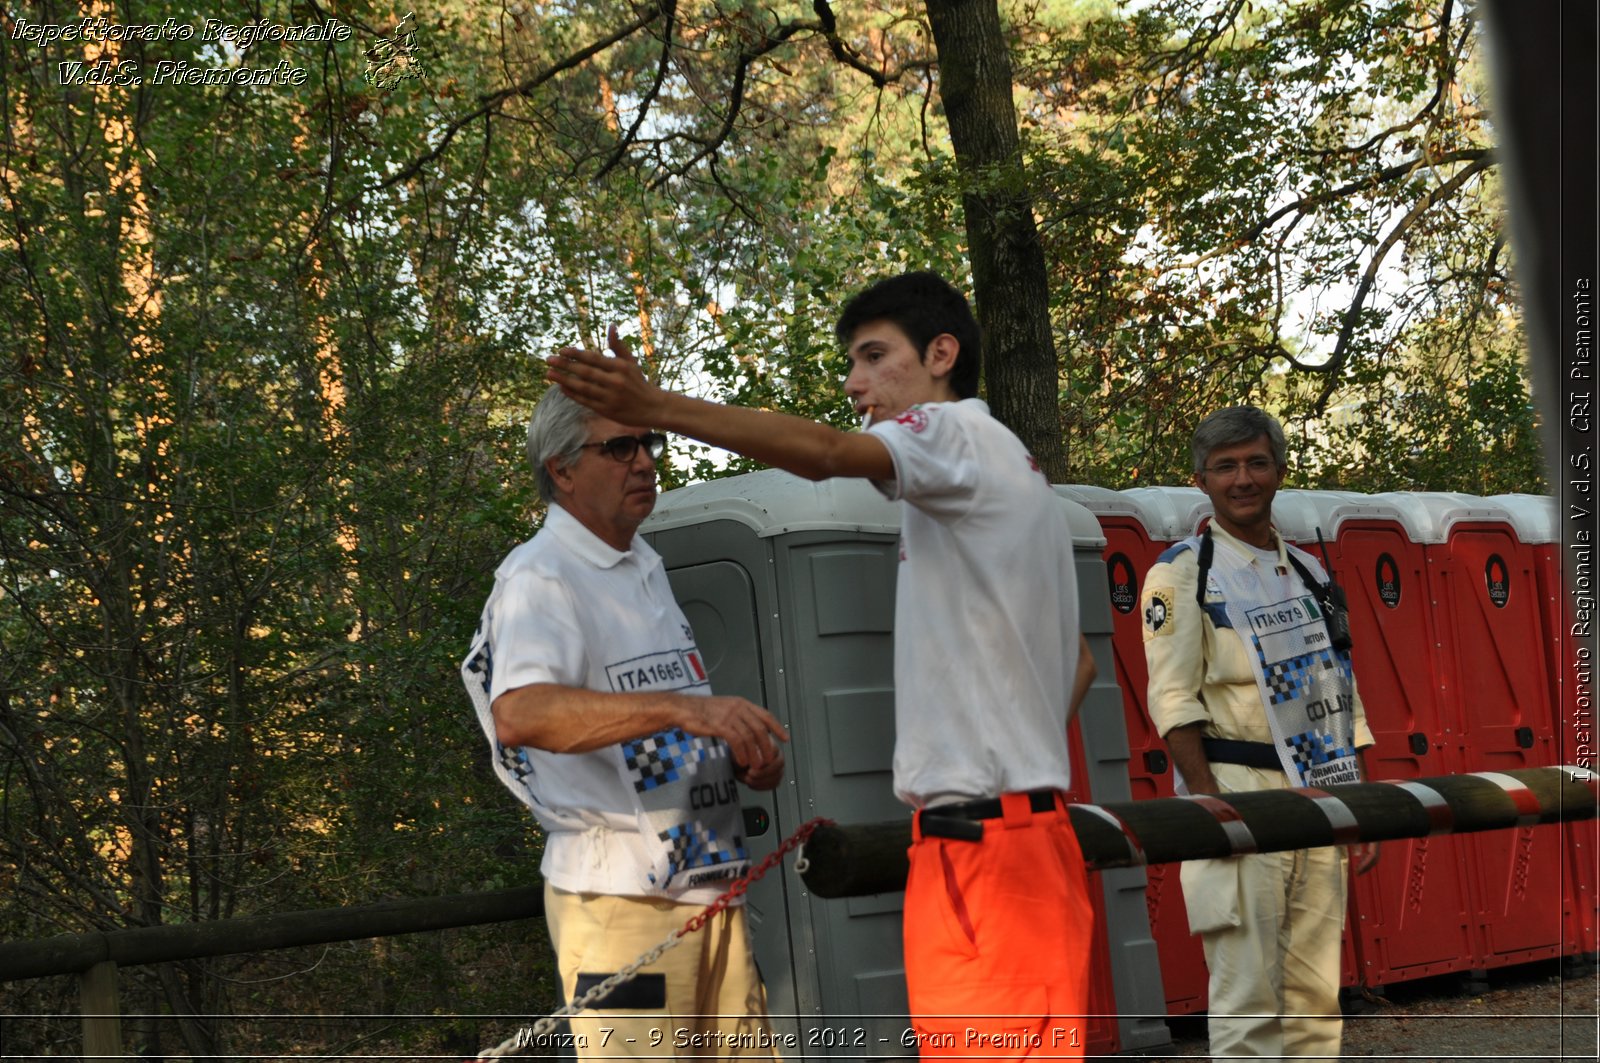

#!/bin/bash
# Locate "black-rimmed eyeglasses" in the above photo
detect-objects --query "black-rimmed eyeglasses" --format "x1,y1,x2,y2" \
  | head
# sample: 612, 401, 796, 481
580, 432, 668, 463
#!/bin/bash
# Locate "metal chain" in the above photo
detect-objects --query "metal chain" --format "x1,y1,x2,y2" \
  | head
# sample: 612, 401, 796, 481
475, 816, 832, 1060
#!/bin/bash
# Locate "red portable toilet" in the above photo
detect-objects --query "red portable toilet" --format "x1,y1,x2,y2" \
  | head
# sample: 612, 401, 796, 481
1122, 486, 1212, 543
1120, 487, 1217, 1017
1403, 493, 1568, 974
1489, 496, 1571, 722
1490, 494, 1597, 962
1267, 490, 1379, 994
1279, 491, 1482, 990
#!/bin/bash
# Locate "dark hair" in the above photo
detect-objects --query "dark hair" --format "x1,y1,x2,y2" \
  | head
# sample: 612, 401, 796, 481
1191, 405, 1288, 475
834, 271, 982, 399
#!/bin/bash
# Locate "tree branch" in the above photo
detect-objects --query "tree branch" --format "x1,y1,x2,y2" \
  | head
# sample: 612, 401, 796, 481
1163, 147, 1494, 274
370, 1, 669, 195
1307, 153, 1493, 409
1142, 0, 1250, 109
812, 1, 934, 87
646, 18, 815, 189
594, 0, 679, 181
1315, 0, 1464, 159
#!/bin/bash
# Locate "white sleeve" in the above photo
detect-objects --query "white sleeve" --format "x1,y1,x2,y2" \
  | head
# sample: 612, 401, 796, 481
486, 568, 588, 704
866, 404, 979, 518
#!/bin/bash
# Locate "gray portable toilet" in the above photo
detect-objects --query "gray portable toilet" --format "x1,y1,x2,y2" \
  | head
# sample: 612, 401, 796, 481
642, 469, 1166, 1057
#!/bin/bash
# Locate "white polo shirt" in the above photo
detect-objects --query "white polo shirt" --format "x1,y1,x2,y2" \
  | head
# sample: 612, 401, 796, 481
868, 399, 1080, 809
467, 504, 742, 904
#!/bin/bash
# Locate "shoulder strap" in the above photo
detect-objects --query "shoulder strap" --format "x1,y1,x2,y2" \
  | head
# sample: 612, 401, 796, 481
1284, 549, 1328, 603
1283, 545, 1355, 651
1195, 527, 1214, 608
1197, 530, 1332, 608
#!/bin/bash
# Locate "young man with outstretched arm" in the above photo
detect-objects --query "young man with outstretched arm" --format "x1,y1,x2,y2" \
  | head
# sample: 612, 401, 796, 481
549, 272, 1097, 1057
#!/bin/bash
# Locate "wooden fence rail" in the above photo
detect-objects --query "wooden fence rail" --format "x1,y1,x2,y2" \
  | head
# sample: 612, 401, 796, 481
0, 885, 546, 1058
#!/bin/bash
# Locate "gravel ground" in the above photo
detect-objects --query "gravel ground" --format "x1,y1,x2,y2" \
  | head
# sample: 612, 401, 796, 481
1124, 959, 1599, 1061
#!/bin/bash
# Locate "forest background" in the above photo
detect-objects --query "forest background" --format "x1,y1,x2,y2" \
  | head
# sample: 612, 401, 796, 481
0, 0, 1548, 1057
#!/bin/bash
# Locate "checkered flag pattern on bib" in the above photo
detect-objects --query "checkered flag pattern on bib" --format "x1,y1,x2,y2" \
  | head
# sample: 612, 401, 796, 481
1285, 730, 1360, 779
624, 729, 729, 793
660, 821, 744, 874
498, 744, 535, 785
464, 633, 492, 697
1262, 649, 1343, 706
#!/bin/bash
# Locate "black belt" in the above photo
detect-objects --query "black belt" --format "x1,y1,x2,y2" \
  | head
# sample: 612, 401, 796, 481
917, 788, 1062, 842
1202, 738, 1283, 770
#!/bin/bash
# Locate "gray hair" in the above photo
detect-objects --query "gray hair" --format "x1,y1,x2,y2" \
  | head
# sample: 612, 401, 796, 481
1191, 405, 1288, 475
527, 388, 596, 504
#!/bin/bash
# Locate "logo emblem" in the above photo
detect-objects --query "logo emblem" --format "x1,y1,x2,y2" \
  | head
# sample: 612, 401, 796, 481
1144, 589, 1175, 636
1375, 553, 1401, 608
365, 12, 424, 87
895, 407, 930, 434
1485, 554, 1510, 608
1107, 553, 1137, 615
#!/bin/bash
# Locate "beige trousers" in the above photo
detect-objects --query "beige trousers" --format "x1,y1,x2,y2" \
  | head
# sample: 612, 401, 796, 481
1182, 845, 1349, 1060
544, 884, 776, 1059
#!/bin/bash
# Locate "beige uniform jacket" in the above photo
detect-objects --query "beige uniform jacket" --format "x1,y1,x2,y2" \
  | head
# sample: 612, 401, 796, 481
1141, 522, 1375, 763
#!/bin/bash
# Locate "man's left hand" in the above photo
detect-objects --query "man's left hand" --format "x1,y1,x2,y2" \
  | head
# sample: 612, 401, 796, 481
735, 749, 785, 791
1351, 840, 1380, 875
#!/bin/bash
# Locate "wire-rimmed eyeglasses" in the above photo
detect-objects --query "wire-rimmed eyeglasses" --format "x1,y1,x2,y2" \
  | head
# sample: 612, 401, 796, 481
1202, 456, 1278, 478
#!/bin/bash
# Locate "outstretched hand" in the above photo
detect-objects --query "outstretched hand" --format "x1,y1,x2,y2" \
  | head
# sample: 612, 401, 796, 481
548, 325, 662, 425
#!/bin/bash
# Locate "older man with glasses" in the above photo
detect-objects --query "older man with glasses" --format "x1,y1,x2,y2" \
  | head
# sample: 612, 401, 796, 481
1140, 405, 1378, 1061
461, 387, 790, 1058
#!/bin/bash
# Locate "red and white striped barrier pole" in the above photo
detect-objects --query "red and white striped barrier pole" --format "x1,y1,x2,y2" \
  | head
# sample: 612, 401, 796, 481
797, 766, 1599, 899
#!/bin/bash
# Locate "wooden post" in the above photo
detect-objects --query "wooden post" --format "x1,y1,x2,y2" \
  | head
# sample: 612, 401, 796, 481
79, 960, 122, 1060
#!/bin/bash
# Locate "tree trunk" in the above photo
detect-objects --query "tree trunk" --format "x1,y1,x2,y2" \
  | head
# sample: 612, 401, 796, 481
923, 0, 1067, 479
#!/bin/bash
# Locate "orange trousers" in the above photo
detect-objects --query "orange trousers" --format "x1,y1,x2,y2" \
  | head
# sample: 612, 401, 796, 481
904, 792, 1093, 1059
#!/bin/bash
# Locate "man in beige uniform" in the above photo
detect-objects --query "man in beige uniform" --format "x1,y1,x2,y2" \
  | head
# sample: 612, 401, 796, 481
1142, 406, 1378, 1060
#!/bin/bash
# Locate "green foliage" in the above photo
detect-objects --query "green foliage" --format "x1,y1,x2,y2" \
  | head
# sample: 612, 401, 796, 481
1, 0, 546, 1051
1299, 317, 1544, 493
1009, 0, 1538, 490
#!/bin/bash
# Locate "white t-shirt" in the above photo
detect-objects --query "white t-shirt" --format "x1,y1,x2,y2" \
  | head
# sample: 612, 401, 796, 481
466, 504, 742, 904
867, 398, 1080, 808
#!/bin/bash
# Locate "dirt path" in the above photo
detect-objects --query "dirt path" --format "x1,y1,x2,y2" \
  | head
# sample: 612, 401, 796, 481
1125, 960, 1599, 1061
